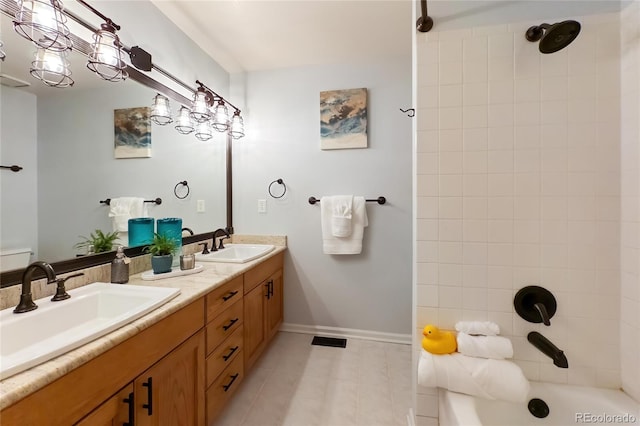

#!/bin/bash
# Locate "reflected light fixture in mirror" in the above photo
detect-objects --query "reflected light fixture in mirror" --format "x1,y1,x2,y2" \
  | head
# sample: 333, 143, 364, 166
194, 120, 213, 141
230, 110, 245, 139
30, 46, 74, 87
14, 0, 72, 51
87, 22, 128, 82
175, 106, 195, 134
151, 93, 173, 125
190, 89, 210, 123
0, 40, 5, 61
211, 99, 229, 132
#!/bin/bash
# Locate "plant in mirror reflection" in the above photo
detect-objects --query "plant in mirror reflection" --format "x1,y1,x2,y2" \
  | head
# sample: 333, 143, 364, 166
74, 229, 120, 254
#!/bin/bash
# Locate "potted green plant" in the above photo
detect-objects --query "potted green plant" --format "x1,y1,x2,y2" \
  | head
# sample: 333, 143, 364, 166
74, 230, 120, 254
145, 233, 177, 274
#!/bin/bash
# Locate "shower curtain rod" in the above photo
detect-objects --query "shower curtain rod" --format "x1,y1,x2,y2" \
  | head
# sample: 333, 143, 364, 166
417, 0, 434, 32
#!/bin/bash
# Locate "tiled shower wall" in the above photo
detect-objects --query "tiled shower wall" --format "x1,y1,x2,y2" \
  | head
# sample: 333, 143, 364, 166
414, 12, 623, 422
621, 1, 640, 402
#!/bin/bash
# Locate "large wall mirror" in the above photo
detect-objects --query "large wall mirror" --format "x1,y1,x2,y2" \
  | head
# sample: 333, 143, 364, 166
0, 1, 231, 285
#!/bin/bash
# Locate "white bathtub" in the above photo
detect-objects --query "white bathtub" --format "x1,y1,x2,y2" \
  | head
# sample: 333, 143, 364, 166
439, 382, 640, 426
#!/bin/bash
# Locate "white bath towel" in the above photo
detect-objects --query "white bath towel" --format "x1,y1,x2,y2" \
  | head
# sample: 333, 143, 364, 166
456, 332, 514, 360
331, 195, 353, 237
108, 197, 148, 246
321, 196, 368, 254
418, 350, 530, 403
455, 321, 500, 336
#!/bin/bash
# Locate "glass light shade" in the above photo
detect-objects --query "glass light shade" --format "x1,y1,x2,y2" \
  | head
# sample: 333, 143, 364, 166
14, 0, 72, 51
0, 41, 5, 62
194, 120, 212, 141
87, 28, 128, 82
150, 94, 172, 125
30, 47, 73, 87
211, 100, 229, 132
230, 111, 245, 139
190, 90, 210, 123
175, 106, 195, 134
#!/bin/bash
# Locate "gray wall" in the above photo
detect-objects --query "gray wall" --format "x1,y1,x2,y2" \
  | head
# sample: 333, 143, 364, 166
0, 87, 38, 261
233, 57, 413, 336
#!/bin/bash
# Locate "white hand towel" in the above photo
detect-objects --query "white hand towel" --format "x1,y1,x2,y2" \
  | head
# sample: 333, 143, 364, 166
321, 196, 368, 255
456, 332, 514, 360
108, 197, 148, 246
455, 321, 500, 336
418, 350, 530, 403
331, 195, 353, 237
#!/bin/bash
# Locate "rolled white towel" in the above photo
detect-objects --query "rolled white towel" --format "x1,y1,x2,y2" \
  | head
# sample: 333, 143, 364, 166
418, 350, 529, 403
455, 321, 500, 336
456, 332, 514, 360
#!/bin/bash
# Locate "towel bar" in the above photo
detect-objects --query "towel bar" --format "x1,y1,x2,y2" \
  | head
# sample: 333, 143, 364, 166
100, 198, 162, 205
308, 196, 386, 205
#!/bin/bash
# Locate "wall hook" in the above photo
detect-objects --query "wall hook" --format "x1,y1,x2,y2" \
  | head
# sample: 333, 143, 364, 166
400, 108, 415, 117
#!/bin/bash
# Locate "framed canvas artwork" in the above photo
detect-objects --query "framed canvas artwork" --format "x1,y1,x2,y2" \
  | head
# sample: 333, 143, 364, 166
114, 107, 151, 158
320, 88, 368, 150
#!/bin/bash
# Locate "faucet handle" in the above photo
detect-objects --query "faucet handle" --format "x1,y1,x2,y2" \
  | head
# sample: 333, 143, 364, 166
199, 242, 210, 254
51, 272, 84, 302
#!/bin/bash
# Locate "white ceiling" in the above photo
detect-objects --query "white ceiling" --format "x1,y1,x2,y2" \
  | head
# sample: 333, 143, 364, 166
151, 0, 413, 73
151, 0, 625, 74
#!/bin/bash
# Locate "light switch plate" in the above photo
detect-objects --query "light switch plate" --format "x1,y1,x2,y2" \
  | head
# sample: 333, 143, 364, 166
197, 200, 205, 213
258, 199, 267, 213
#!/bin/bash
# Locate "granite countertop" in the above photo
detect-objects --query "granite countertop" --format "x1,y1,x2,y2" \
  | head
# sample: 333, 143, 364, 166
0, 241, 286, 410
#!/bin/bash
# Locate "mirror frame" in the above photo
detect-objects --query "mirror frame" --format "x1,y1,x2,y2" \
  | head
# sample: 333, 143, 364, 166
0, 3, 236, 289
0, 232, 212, 287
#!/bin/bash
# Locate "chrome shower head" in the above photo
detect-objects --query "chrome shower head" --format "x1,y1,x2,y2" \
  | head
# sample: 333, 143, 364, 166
526, 20, 581, 54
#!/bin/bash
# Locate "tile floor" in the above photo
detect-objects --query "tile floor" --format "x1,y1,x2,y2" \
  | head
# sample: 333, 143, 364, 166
215, 332, 413, 426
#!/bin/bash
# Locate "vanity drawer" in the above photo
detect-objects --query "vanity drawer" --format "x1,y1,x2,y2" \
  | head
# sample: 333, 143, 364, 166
206, 275, 243, 323
206, 325, 243, 388
206, 353, 244, 424
206, 299, 243, 355
244, 251, 283, 293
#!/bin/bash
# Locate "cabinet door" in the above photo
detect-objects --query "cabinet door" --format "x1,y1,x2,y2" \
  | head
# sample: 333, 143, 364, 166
243, 281, 267, 370
266, 269, 283, 341
75, 384, 134, 426
135, 331, 205, 426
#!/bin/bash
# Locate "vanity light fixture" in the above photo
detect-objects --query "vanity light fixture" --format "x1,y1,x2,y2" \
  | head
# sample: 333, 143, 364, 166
87, 20, 128, 82
230, 110, 245, 139
150, 93, 173, 125
0, 41, 5, 61
211, 99, 229, 132
30, 46, 74, 87
14, 0, 72, 52
190, 88, 211, 123
175, 106, 195, 135
194, 120, 213, 141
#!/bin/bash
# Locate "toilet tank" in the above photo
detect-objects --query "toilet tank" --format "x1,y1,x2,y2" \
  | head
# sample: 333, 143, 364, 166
0, 248, 32, 272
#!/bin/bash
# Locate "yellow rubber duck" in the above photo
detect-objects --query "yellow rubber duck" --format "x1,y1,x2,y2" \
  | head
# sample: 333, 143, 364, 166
422, 324, 457, 354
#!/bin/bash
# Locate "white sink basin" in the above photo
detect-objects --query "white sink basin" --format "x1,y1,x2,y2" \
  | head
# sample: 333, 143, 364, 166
194, 244, 275, 263
0, 282, 180, 380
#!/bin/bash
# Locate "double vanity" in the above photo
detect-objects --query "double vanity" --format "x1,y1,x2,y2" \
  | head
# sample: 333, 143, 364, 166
0, 237, 286, 425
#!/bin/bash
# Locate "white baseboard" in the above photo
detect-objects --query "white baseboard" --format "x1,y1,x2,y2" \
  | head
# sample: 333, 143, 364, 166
280, 322, 412, 345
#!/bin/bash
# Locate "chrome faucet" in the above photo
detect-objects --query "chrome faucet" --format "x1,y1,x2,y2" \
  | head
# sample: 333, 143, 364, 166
212, 228, 230, 251
14, 261, 57, 314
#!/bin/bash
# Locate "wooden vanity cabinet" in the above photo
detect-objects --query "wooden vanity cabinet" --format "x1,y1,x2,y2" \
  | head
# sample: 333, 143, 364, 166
204, 275, 245, 424
243, 252, 284, 371
2, 299, 205, 425
75, 384, 134, 426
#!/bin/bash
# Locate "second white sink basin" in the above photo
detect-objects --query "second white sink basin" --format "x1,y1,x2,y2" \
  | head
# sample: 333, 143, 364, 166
0, 282, 180, 380
195, 244, 275, 263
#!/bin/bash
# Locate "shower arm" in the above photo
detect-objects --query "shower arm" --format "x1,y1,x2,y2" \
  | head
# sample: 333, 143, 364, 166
416, 0, 433, 33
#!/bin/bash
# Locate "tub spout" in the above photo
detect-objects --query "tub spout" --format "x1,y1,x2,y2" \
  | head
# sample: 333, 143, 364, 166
527, 331, 568, 368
